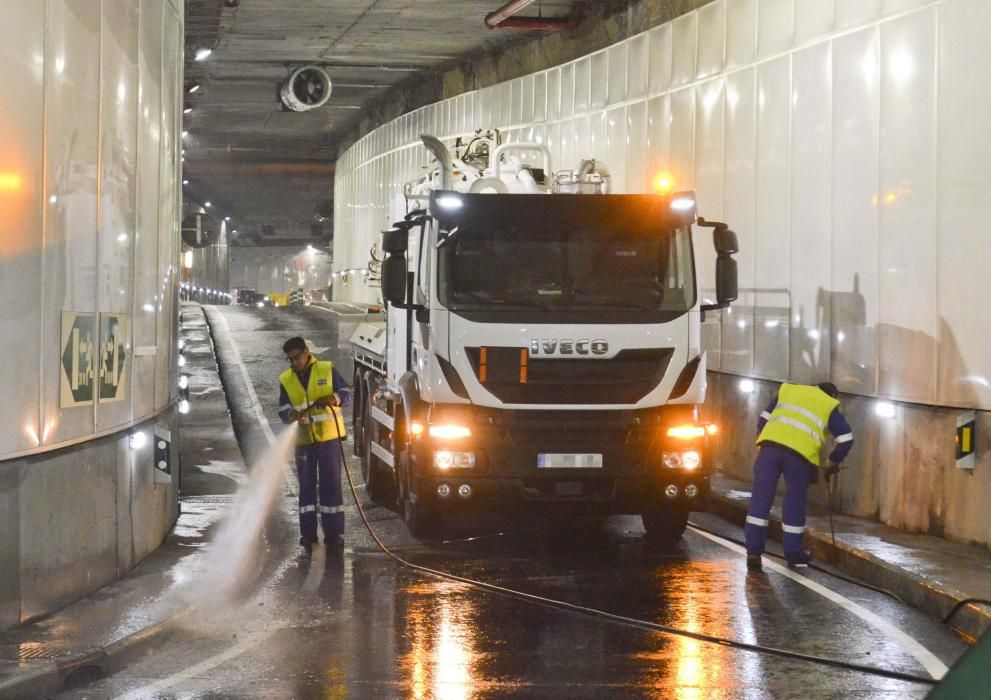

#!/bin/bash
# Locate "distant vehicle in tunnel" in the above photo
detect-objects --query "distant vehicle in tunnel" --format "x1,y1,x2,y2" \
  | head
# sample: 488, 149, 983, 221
235, 288, 259, 305
350, 132, 738, 544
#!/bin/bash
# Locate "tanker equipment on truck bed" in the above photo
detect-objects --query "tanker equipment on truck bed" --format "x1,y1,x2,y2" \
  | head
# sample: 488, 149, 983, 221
349, 132, 739, 545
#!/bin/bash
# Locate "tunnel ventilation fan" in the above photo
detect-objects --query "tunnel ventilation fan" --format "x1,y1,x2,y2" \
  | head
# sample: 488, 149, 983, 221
279, 65, 332, 112
181, 212, 218, 248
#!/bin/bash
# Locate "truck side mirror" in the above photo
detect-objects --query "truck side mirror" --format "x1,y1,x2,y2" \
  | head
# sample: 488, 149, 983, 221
715, 255, 738, 305
382, 254, 407, 306
714, 228, 738, 255
382, 226, 408, 254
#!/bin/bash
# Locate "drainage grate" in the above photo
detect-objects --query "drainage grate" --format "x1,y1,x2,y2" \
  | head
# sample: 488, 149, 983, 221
0, 642, 67, 660
182, 495, 236, 504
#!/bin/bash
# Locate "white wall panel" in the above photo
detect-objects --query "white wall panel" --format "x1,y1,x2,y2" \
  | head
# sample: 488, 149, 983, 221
97, 0, 140, 432
156, 6, 181, 411
834, 0, 880, 30
573, 57, 590, 113
573, 115, 590, 161
41, 0, 101, 446
520, 75, 533, 126
758, 0, 794, 59
789, 43, 832, 385
671, 13, 698, 87
625, 102, 648, 194
936, 0, 991, 408
498, 81, 512, 128
794, 0, 833, 45
532, 72, 546, 123
646, 95, 671, 184
559, 63, 574, 119
479, 86, 494, 128
607, 43, 627, 106
696, 79, 724, 369
878, 9, 938, 402
134, 0, 165, 420
545, 67, 561, 122
0, 3, 45, 457
648, 23, 673, 93
753, 56, 791, 379
697, 0, 726, 79
589, 111, 607, 165
605, 108, 627, 192
589, 51, 607, 111
882, 0, 929, 14
831, 27, 880, 397
725, 0, 757, 69
668, 88, 696, 191
627, 34, 649, 100
721, 69, 757, 375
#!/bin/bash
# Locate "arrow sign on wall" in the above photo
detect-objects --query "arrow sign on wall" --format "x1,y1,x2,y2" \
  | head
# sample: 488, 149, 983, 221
60, 312, 96, 408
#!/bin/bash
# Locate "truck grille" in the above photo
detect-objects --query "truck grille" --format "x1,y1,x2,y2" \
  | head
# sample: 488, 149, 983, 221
465, 347, 673, 404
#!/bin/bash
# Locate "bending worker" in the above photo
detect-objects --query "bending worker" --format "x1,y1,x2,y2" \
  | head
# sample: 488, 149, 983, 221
745, 382, 854, 571
278, 336, 352, 551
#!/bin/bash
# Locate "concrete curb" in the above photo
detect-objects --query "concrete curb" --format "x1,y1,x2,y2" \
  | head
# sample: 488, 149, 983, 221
708, 493, 991, 642
0, 607, 193, 699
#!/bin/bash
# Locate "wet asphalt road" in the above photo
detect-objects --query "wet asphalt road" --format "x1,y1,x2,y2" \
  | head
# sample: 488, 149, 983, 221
59, 304, 968, 699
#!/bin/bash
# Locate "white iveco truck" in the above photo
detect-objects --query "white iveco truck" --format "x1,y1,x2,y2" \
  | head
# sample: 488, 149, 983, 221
349, 131, 739, 544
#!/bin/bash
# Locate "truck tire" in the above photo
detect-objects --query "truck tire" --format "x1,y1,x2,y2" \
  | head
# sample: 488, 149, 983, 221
641, 507, 689, 550
399, 451, 439, 539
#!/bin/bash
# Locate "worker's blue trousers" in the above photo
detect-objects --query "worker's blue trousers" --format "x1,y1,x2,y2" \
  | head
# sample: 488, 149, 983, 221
295, 439, 344, 541
744, 443, 812, 560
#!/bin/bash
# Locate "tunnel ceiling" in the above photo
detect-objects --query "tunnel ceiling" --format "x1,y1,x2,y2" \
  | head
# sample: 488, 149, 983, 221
182, 0, 583, 248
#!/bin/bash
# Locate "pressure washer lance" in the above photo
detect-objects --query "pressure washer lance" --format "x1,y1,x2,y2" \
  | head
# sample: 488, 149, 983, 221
825, 466, 849, 552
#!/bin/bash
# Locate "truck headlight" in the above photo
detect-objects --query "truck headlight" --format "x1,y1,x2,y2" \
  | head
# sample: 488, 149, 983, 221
434, 450, 475, 470
662, 450, 701, 470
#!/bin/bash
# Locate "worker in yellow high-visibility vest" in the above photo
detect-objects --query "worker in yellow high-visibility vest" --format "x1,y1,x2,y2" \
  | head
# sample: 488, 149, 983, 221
745, 382, 854, 571
277, 337, 351, 552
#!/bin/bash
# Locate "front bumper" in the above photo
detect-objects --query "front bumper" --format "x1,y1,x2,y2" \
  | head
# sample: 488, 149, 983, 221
409, 406, 712, 514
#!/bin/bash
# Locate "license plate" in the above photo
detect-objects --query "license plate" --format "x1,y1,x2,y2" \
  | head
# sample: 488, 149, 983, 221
538, 453, 603, 469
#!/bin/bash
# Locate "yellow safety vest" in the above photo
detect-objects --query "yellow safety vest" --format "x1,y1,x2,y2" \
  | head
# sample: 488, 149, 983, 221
757, 383, 839, 465
279, 359, 347, 445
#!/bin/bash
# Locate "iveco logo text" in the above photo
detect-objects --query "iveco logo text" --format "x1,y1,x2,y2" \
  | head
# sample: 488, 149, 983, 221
530, 339, 609, 356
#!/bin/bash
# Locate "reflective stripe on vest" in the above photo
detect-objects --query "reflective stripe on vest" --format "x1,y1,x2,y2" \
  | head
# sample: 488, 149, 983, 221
757, 384, 839, 465
279, 360, 347, 445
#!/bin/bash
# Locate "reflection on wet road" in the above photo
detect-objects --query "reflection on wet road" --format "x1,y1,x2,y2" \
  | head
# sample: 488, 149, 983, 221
58, 305, 967, 699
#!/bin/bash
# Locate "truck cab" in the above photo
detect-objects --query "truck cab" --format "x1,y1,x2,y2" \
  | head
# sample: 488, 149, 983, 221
350, 133, 738, 544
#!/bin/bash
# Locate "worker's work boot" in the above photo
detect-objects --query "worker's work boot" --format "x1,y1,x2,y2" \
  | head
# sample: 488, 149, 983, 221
787, 551, 811, 569
299, 536, 317, 555
746, 554, 762, 572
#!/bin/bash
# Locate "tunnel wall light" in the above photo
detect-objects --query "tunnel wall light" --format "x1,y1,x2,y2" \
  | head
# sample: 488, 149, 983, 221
875, 401, 896, 419
129, 431, 148, 449
194, 48, 212, 61
738, 379, 756, 394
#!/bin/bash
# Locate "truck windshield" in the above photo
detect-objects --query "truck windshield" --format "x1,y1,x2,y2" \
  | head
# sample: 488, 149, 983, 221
436, 195, 696, 323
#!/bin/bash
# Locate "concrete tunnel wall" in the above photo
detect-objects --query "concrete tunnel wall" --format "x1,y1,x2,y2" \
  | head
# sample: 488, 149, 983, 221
332, 0, 991, 547
0, 0, 184, 630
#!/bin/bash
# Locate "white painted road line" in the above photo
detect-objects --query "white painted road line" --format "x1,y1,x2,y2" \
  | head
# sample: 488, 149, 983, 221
690, 527, 949, 680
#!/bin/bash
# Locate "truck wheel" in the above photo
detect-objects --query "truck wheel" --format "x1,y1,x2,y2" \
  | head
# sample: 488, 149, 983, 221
399, 452, 439, 539
641, 507, 689, 550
